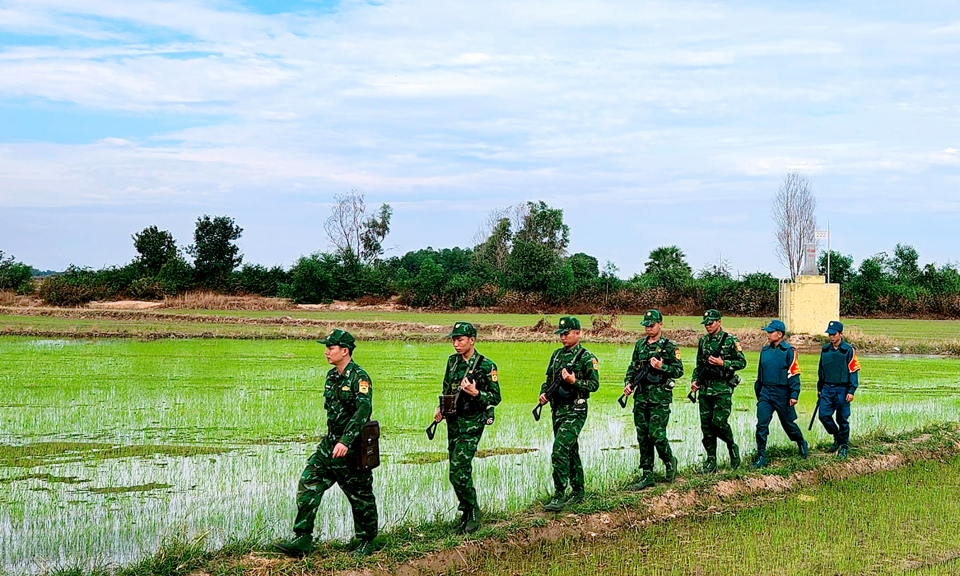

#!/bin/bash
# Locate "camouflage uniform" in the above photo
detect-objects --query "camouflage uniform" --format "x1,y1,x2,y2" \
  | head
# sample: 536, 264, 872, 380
442, 349, 501, 514
293, 358, 377, 542
542, 340, 600, 496
625, 330, 684, 477
691, 313, 747, 467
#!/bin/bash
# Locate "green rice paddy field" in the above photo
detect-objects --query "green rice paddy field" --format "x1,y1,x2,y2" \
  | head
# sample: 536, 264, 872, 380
2, 335, 959, 573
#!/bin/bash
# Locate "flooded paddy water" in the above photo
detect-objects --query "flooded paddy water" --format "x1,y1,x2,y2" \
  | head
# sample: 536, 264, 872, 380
1, 336, 958, 573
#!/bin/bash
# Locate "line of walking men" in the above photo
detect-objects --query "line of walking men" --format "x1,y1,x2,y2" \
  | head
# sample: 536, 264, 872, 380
274, 310, 861, 557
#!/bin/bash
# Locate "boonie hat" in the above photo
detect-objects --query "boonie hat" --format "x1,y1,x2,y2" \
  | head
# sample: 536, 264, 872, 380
641, 309, 663, 327
825, 320, 843, 335
701, 309, 722, 325
554, 316, 581, 334
447, 321, 477, 338
762, 320, 786, 333
318, 328, 356, 351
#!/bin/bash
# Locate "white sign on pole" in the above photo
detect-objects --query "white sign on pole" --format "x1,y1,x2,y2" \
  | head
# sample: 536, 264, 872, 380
815, 230, 829, 240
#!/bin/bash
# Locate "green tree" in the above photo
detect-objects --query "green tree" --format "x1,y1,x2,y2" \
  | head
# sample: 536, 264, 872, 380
644, 245, 692, 288
410, 258, 444, 306
360, 204, 393, 262
187, 215, 243, 286
0, 251, 34, 294
514, 201, 569, 254
472, 216, 512, 278
569, 253, 600, 286
889, 244, 921, 285
324, 190, 392, 263
817, 250, 855, 284
132, 226, 177, 276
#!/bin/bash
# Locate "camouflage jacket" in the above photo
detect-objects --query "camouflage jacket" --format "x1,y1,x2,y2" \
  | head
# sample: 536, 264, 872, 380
691, 330, 747, 396
323, 360, 372, 449
624, 336, 684, 404
540, 343, 600, 402
442, 351, 502, 416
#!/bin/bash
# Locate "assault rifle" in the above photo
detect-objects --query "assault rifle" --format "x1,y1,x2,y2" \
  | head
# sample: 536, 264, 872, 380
533, 347, 588, 421
426, 353, 484, 440
617, 353, 663, 408
699, 331, 732, 382
808, 397, 821, 431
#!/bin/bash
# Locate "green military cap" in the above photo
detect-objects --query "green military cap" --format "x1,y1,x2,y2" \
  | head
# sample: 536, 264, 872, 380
554, 316, 581, 334
701, 309, 722, 325
446, 321, 477, 338
318, 328, 356, 351
641, 309, 663, 326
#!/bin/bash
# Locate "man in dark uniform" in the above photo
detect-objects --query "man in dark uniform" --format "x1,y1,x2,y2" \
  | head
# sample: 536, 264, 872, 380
275, 329, 378, 557
433, 322, 501, 534
690, 309, 747, 472
754, 320, 808, 468
817, 320, 861, 459
538, 316, 600, 511
623, 309, 684, 490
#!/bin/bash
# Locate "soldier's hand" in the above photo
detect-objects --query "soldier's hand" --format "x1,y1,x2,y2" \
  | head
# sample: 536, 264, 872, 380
332, 442, 348, 458
789, 399, 798, 407
623, 384, 633, 396
650, 356, 664, 370
691, 381, 699, 393
460, 377, 479, 396
708, 355, 724, 366
846, 393, 854, 402
561, 368, 576, 384
434, 407, 443, 423
539, 393, 548, 405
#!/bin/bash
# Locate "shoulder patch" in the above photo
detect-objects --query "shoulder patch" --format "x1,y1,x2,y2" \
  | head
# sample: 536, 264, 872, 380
359, 380, 369, 394
591, 357, 599, 371
490, 369, 498, 382
674, 349, 682, 360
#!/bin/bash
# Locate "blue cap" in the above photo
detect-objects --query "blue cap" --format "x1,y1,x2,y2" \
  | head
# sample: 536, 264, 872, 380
826, 320, 843, 335
763, 320, 786, 333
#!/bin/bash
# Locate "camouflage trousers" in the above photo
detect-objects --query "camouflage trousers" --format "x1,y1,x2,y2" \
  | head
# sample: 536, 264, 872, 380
634, 401, 673, 472
698, 392, 735, 455
447, 413, 486, 512
550, 401, 588, 494
294, 436, 378, 541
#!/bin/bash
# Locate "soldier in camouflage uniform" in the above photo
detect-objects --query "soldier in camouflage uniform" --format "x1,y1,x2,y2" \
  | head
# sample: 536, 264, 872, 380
538, 316, 600, 511
274, 329, 378, 558
690, 309, 747, 472
622, 309, 684, 490
433, 322, 501, 534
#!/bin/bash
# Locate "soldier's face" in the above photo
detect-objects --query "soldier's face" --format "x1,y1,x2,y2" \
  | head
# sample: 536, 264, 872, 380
559, 330, 580, 348
829, 332, 842, 347
705, 320, 721, 335
452, 336, 475, 356
766, 330, 783, 345
644, 322, 662, 339
324, 345, 349, 365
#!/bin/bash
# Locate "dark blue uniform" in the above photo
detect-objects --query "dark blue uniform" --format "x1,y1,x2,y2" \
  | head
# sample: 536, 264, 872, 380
817, 340, 860, 448
754, 341, 806, 456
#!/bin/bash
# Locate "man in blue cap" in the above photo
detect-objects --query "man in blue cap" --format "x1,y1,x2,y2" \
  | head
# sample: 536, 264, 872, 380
754, 320, 808, 468
817, 321, 860, 459
434, 321, 501, 534
538, 316, 600, 511
275, 328, 378, 557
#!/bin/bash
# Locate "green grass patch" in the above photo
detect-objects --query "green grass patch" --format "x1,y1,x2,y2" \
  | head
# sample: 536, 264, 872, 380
86, 482, 172, 495
0, 441, 228, 468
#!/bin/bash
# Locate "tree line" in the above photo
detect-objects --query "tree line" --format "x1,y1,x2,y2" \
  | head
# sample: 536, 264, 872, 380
2, 194, 959, 317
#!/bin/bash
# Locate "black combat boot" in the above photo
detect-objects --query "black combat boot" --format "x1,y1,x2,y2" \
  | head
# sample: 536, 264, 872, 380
797, 439, 809, 459
665, 456, 678, 482
837, 445, 849, 459
274, 533, 313, 557
827, 435, 841, 453
353, 538, 377, 557
753, 450, 768, 469
544, 493, 566, 512
728, 443, 741, 470
628, 470, 655, 491
463, 507, 482, 534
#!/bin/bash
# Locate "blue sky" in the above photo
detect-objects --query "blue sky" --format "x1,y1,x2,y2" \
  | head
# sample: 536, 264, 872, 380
1, 0, 958, 276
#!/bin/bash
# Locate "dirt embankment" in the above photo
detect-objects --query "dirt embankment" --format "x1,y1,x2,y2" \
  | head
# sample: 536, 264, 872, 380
232, 428, 960, 576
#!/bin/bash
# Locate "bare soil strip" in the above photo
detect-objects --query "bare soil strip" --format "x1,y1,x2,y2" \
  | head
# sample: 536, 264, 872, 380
0, 306, 787, 350
222, 427, 960, 576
